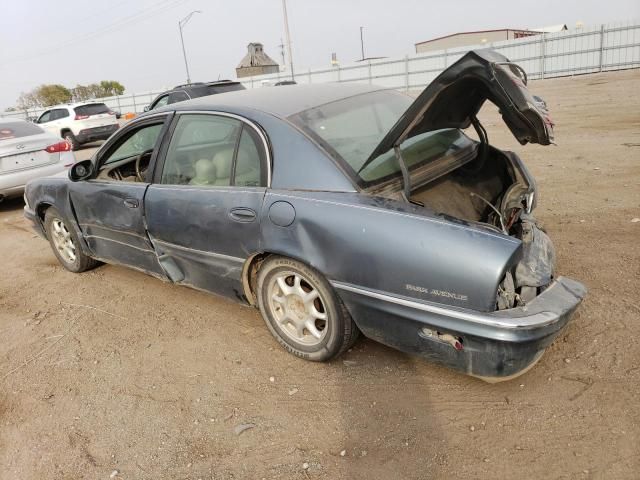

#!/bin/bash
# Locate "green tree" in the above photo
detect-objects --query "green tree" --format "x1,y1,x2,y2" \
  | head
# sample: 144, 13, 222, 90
99, 80, 125, 96
35, 84, 72, 106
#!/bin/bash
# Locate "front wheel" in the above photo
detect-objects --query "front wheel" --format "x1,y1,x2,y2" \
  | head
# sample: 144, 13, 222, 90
257, 256, 359, 361
44, 207, 99, 273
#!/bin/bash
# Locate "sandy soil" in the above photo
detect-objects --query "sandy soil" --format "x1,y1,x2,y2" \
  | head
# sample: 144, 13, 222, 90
1, 69, 639, 480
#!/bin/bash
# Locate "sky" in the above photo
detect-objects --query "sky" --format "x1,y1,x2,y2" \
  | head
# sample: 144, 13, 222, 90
0, 0, 638, 110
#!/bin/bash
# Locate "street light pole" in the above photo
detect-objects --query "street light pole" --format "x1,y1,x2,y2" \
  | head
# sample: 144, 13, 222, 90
178, 10, 202, 84
360, 26, 365, 61
281, 0, 295, 81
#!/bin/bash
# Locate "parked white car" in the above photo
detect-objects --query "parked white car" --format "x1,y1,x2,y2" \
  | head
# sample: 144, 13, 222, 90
0, 118, 75, 200
35, 102, 119, 150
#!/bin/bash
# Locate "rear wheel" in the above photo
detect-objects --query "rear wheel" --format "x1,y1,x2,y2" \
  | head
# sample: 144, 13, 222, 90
62, 131, 79, 151
44, 207, 98, 273
257, 256, 359, 361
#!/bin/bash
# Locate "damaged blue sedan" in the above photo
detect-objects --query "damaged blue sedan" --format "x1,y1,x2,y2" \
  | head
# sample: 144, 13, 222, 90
24, 50, 586, 381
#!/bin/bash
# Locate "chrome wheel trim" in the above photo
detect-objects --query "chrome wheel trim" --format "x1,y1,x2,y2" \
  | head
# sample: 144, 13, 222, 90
51, 218, 76, 264
267, 270, 328, 346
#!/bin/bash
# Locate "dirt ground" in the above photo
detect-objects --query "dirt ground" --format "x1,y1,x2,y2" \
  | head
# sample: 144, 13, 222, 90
1, 69, 639, 480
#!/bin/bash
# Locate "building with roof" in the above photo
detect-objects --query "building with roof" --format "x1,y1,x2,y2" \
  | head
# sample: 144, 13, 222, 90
415, 25, 567, 53
236, 43, 280, 78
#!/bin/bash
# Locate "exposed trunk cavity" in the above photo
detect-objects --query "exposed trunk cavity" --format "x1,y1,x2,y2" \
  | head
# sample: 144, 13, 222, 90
410, 148, 515, 225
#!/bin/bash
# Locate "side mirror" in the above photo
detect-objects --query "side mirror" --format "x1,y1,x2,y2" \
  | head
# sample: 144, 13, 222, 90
69, 159, 94, 182
143, 105, 150, 112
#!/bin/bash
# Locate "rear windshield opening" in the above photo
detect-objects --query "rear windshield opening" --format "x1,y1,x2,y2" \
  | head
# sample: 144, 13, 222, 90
74, 103, 110, 116
0, 122, 45, 141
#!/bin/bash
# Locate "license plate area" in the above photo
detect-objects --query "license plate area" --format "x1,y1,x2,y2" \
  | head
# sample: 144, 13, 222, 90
1, 152, 50, 172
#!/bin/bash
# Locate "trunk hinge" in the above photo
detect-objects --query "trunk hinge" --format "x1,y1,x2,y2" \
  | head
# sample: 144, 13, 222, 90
394, 144, 411, 201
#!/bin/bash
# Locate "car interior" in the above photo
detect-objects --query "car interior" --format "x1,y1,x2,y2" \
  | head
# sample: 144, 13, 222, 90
95, 116, 262, 187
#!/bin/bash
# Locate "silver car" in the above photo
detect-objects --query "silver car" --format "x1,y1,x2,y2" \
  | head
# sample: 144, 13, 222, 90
0, 118, 75, 201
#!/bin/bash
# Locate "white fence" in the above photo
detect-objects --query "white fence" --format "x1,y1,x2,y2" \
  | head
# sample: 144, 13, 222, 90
4, 20, 639, 120
241, 20, 640, 90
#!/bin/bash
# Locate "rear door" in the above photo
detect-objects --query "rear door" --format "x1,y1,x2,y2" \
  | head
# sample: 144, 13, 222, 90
46, 108, 71, 136
145, 112, 268, 299
67, 114, 172, 275
36, 110, 57, 137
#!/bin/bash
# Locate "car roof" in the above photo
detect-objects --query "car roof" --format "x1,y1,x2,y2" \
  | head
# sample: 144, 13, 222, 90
43, 101, 108, 110
171, 79, 241, 90
168, 83, 385, 118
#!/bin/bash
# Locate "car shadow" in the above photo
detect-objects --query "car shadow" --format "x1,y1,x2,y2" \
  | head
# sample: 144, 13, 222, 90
0, 196, 25, 213
334, 337, 448, 479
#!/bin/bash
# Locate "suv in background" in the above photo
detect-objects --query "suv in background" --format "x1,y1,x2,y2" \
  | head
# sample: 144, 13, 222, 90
145, 80, 246, 111
35, 102, 120, 150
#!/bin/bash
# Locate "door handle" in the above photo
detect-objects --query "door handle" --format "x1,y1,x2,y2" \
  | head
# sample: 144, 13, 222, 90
124, 198, 139, 208
229, 207, 256, 223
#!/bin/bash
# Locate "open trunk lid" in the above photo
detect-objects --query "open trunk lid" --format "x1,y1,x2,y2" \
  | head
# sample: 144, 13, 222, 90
366, 49, 555, 163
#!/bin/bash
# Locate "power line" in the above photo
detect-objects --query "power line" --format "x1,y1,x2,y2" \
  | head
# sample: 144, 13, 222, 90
3, 0, 190, 64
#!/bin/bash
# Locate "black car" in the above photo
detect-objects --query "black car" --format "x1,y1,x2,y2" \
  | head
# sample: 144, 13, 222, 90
24, 50, 585, 382
275, 80, 297, 86
145, 80, 245, 111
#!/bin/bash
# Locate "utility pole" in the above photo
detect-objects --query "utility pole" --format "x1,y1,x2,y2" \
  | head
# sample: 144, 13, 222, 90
278, 38, 286, 68
360, 26, 365, 61
178, 10, 202, 84
281, 0, 295, 80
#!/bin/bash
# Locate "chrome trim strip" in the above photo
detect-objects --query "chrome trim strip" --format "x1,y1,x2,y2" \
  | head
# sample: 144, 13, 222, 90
152, 239, 245, 263
148, 185, 262, 194
331, 281, 558, 329
174, 110, 272, 187
84, 235, 155, 253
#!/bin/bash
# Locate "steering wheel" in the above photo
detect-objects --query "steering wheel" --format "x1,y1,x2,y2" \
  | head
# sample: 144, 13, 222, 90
135, 148, 154, 182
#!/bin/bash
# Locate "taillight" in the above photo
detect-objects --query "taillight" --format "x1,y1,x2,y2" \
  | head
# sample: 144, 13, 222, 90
74, 114, 89, 120
45, 141, 71, 153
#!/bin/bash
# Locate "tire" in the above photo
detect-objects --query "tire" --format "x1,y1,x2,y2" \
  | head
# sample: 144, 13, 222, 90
63, 131, 80, 151
257, 256, 360, 361
44, 207, 99, 273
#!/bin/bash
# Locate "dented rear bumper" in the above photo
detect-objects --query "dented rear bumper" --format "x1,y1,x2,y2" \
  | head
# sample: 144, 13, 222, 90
333, 277, 587, 380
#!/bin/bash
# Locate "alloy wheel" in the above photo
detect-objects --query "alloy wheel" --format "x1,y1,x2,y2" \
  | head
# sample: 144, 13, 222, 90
50, 218, 76, 264
267, 271, 328, 346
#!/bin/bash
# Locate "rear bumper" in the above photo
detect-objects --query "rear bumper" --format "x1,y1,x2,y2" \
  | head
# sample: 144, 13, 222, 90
76, 123, 119, 143
0, 162, 68, 200
334, 276, 587, 380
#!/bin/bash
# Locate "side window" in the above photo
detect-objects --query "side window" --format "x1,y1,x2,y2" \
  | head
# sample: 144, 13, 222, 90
168, 91, 190, 104
38, 111, 52, 123
234, 127, 264, 187
51, 109, 69, 120
101, 123, 164, 166
160, 114, 244, 186
152, 95, 169, 110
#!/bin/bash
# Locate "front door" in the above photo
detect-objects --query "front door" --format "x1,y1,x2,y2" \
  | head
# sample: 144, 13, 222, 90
145, 112, 268, 300
68, 115, 171, 276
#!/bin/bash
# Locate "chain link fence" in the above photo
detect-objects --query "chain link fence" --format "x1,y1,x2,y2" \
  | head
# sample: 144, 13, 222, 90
3, 20, 639, 120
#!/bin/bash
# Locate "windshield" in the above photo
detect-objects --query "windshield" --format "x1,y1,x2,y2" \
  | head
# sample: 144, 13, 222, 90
0, 121, 45, 140
291, 90, 474, 187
